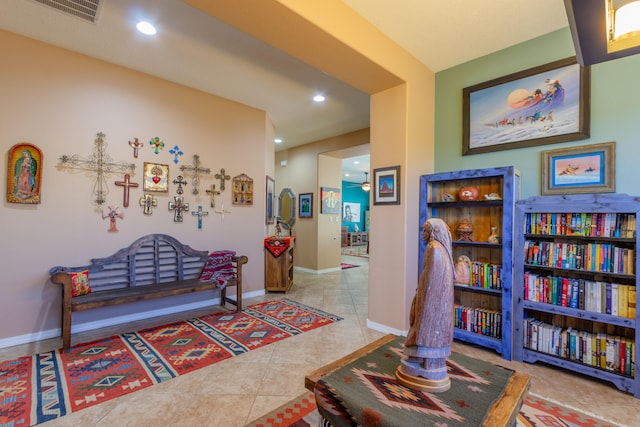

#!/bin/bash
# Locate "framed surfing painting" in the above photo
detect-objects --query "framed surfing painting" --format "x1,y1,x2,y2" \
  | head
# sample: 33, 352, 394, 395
463, 57, 590, 155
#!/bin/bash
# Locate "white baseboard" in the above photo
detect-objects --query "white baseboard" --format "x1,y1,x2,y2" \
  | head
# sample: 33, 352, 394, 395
0, 290, 266, 350
366, 318, 407, 337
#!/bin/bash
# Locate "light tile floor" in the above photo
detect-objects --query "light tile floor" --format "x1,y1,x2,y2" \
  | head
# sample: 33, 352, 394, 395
1, 255, 638, 426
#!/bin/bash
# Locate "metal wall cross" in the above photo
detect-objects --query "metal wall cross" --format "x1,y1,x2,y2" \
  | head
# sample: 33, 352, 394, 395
168, 196, 189, 222
180, 154, 211, 195
169, 145, 184, 164
139, 194, 158, 215
191, 205, 209, 229
172, 175, 187, 195
214, 203, 231, 221
205, 184, 220, 208
102, 205, 124, 232
115, 173, 139, 207
215, 168, 231, 192
59, 132, 135, 205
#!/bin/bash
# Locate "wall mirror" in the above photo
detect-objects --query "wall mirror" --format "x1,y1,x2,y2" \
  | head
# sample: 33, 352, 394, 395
278, 187, 296, 230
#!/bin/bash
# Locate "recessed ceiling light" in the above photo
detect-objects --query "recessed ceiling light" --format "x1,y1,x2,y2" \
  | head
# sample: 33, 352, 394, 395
136, 21, 157, 35
274, 138, 283, 144
313, 94, 325, 103
353, 161, 360, 164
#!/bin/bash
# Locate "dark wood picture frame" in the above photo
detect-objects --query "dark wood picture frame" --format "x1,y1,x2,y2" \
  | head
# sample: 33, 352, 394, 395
463, 57, 590, 155
541, 141, 615, 195
373, 165, 400, 205
299, 192, 313, 218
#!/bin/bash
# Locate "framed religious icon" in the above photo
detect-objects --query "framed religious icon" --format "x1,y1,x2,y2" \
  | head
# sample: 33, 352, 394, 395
143, 162, 169, 192
232, 173, 253, 205
7, 142, 42, 204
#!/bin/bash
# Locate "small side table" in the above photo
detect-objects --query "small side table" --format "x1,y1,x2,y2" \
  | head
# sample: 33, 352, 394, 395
264, 236, 295, 292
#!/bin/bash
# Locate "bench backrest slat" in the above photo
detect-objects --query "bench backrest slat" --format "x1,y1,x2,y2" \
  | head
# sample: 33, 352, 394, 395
53, 234, 208, 292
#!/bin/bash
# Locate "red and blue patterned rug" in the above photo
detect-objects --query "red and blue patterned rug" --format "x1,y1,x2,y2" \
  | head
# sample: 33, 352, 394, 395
0, 299, 342, 426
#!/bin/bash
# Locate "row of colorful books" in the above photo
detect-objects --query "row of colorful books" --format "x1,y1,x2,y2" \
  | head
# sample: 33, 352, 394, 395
524, 240, 635, 275
454, 304, 501, 339
462, 261, 502, 290
523, 318, 635, 378
523, 273, 637, 318
525, 212, 636, 238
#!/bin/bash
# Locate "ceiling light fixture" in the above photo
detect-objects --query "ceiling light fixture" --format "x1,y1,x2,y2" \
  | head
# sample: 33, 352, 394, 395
361, 172, 370, 192
565, 0, 640, 65
136, 21, 157, 35
274, 138, 283, 144
313, 94, 325, 103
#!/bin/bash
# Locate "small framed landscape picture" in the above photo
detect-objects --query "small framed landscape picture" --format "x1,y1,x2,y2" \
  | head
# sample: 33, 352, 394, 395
541, 142, 615, 195
373, 165, 400, 205
298, 192, 313, 218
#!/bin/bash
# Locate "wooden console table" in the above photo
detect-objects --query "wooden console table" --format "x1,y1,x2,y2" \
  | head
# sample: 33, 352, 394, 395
305, 334, 530, 427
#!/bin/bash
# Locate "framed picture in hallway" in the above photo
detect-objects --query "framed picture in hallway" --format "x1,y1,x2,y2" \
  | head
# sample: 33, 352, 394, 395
373, 165, 400, 205
463, 57, 590, 155
266, 175, 275, 224
320, 187, 341, 214
299, 192, 313, 218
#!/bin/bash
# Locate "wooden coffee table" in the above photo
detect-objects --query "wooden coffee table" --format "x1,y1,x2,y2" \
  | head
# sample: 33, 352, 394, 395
305, 334, 530, 427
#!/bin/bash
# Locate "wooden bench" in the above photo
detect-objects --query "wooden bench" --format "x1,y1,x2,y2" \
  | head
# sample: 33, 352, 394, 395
49, 234, 248, 351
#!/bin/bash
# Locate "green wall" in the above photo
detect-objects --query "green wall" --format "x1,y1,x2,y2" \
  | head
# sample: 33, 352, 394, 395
435, 28, 640, 199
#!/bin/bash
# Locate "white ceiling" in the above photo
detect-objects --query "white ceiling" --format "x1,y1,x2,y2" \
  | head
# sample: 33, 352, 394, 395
0, 0, 570, 181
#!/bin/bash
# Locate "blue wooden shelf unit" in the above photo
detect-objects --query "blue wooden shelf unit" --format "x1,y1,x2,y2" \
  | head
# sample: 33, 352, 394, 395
513, 193, 640, 398
419, 166, 520, 361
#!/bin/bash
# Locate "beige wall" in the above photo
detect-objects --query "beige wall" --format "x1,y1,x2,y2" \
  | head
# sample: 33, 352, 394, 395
0, 30, 269, 344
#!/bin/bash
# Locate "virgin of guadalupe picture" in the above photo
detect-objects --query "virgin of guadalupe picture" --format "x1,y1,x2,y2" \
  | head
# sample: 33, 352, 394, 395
7, 143, 42, 204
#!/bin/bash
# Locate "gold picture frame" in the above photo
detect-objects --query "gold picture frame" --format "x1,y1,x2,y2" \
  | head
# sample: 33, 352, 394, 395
143, 162, 169, 193
7, 142, 42, 204
541, 142, 615, 195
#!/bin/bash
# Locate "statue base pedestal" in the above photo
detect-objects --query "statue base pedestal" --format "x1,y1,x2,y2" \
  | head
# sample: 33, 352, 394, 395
395, 365, 451, 393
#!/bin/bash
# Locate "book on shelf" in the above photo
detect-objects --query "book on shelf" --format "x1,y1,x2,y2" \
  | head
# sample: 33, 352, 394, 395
526, 212, 637, 238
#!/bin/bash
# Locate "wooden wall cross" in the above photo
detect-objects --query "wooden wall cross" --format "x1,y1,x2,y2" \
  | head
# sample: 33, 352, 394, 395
115, 174, 139, 207
180, 154, 211, 195
168, 196, 189, 222
205, 184, 220, 208
59, 132, 135, 205
215, 168, 231, 191
139, 194, 158, 215
172, 175, 187, 195
191, 205, 209, 229
102, 205, 124, 232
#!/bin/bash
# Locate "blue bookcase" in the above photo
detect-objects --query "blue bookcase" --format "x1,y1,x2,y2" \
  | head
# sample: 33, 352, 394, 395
513, 193, 640, 398
419, 166, 520, 361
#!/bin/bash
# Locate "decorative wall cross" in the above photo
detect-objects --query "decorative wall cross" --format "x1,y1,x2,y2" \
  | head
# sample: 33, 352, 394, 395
149, 136, 164, 154
205, 184, 220, 208
102, 205, 124, 232
215, 168, 231, 192
115, 174, 139, 207
214, 204, 231, 221
172, 175, 187, 195
191, 205, 209, 229
59, 132, 135, 206
139, 194, 158, 215
169, 145, 184, 164
128, 138, 143, 158
168, 196, 189, 222
180, 154, 211, 195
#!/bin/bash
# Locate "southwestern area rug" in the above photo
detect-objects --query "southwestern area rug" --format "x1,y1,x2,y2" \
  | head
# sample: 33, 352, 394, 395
0, 299, 342, 426
245, 392, 619, 427
340, 263, 358, 270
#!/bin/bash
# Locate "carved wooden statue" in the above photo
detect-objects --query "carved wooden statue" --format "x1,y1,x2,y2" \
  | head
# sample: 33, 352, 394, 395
396, 218, 455, 392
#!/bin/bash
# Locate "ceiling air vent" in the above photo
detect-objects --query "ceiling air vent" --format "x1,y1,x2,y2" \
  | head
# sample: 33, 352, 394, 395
33, 0, 103, 24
